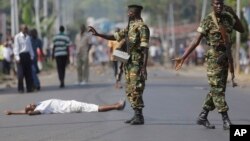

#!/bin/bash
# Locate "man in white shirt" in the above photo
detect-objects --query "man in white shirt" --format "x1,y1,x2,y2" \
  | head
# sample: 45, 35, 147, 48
5, 99, 126, 116
13, 24, 34, 93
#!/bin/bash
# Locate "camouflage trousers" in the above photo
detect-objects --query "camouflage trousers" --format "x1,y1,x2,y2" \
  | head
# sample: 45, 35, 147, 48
124, 63, 145, 109
202, 48, 229, 112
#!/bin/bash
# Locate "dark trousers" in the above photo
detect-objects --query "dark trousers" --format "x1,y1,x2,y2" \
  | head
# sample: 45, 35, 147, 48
55, 56, 68, 85
3, 59, 11, 75
17, 52, 33, 92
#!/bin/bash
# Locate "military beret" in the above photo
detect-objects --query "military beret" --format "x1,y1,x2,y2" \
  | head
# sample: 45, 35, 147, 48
128, 5, 143, 11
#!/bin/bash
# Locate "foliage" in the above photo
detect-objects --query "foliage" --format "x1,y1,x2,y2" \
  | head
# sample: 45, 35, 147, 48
226, 0, 249, 8
0, 0, 10, 12
126, 0, 205, 25
231, 12, 249, 43
42, 60, 55, 71
40, 15, 56, 38
224, 0, 249, 44
21, 3, 33, 25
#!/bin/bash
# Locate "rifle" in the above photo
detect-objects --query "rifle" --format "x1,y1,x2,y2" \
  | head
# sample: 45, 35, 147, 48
218, 26, 237, 87
116, 62, 124, 82
212, 12, 237, 87
114, 19, 130, 82
112, 19, 131, 63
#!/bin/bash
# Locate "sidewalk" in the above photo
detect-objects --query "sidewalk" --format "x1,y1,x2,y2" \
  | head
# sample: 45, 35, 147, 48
168, 64, 250, 88
0, 70, 54, 89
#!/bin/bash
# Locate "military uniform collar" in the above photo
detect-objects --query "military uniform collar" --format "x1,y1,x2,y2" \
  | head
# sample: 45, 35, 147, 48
210, 11, 229, 22
130, 19, 143, 25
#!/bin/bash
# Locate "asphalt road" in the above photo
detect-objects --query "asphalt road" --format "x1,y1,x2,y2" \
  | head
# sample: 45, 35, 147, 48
0, 66, 250, 141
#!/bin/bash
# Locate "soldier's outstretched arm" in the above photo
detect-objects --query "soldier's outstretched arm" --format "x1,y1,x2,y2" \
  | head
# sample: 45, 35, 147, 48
88, 26, 116, 40
173, 32, 203, 70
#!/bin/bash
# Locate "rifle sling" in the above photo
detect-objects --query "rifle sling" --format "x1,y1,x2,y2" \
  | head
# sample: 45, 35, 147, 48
211, 12, 229, 45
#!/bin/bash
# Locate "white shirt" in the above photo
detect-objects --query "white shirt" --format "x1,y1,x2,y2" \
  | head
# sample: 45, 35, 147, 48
3, 47, 13, 62
34, 99, 99, 114
13, 32, 34, 61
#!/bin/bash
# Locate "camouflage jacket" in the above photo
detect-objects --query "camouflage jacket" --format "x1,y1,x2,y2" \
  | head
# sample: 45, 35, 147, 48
197, 11, 236, 47
114, 19, 150, 52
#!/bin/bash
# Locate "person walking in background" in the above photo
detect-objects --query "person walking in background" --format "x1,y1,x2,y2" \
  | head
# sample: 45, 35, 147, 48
0, 35, 4, 73
52, 25, 70, 88
107, 28, 122, 89
30, 29, 43, 91
13, 25, 34, 93
75, 24, 91, 85
173, 0, 244, 130
5, 32, 16, 77
2, 40, 13, 75
89, 4, 150, 125
195, 44, 205, 66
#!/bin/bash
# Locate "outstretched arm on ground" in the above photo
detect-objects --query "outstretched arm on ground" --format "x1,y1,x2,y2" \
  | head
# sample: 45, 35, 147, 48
98, 99, 126, 112
5, 110, 26, 115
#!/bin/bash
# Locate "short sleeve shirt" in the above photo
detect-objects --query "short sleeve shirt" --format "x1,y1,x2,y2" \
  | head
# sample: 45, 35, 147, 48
75, 32, 90, 58
114, 20, 150, 50
197, 12, 236, 47
34, 99, 99, 114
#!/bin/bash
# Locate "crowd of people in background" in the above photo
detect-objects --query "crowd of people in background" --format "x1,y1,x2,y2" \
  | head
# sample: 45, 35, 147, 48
0, 23, 250, 93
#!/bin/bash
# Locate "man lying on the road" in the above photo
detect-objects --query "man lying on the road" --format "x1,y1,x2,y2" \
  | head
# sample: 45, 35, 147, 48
5, 99, 126, 116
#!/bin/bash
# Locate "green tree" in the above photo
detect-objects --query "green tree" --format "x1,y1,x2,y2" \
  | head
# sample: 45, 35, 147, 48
21, 1, 33, 25
226, 0, 249, 43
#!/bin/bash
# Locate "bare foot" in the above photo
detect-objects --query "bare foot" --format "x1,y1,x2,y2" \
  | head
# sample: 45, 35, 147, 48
117, 99, 126, 110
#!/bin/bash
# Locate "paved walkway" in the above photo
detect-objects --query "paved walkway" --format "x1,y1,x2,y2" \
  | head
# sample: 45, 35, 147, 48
1, 64, 250, 90
167, 64, 250, 88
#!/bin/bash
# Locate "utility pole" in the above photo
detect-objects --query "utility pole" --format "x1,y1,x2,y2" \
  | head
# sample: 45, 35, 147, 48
14, 0, 19, 34
11, 0, 18, 36
43, 0, 48, 50
169, 3, 176, 57
11, 0, 15, 36
201, 0, 207, 21
55, 0, 62, 32
236, 0, 241, 74
157, 15, 166, 49
35, 0, 41, 38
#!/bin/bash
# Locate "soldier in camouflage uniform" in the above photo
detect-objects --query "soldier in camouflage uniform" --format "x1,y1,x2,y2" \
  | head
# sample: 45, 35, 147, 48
88, 5, 150, 125
173, 0, 244, 130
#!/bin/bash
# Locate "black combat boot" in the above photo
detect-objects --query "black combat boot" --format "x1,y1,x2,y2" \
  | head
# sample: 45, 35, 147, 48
221, 112, 232, 130
196, 108, 215, 129
130, 108, 144, 125
124, 114, 135, 124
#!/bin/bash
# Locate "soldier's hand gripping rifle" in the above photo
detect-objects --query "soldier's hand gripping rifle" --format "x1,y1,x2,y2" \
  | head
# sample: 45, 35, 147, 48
116, 62, 124, 82
218, 25, 237, 87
